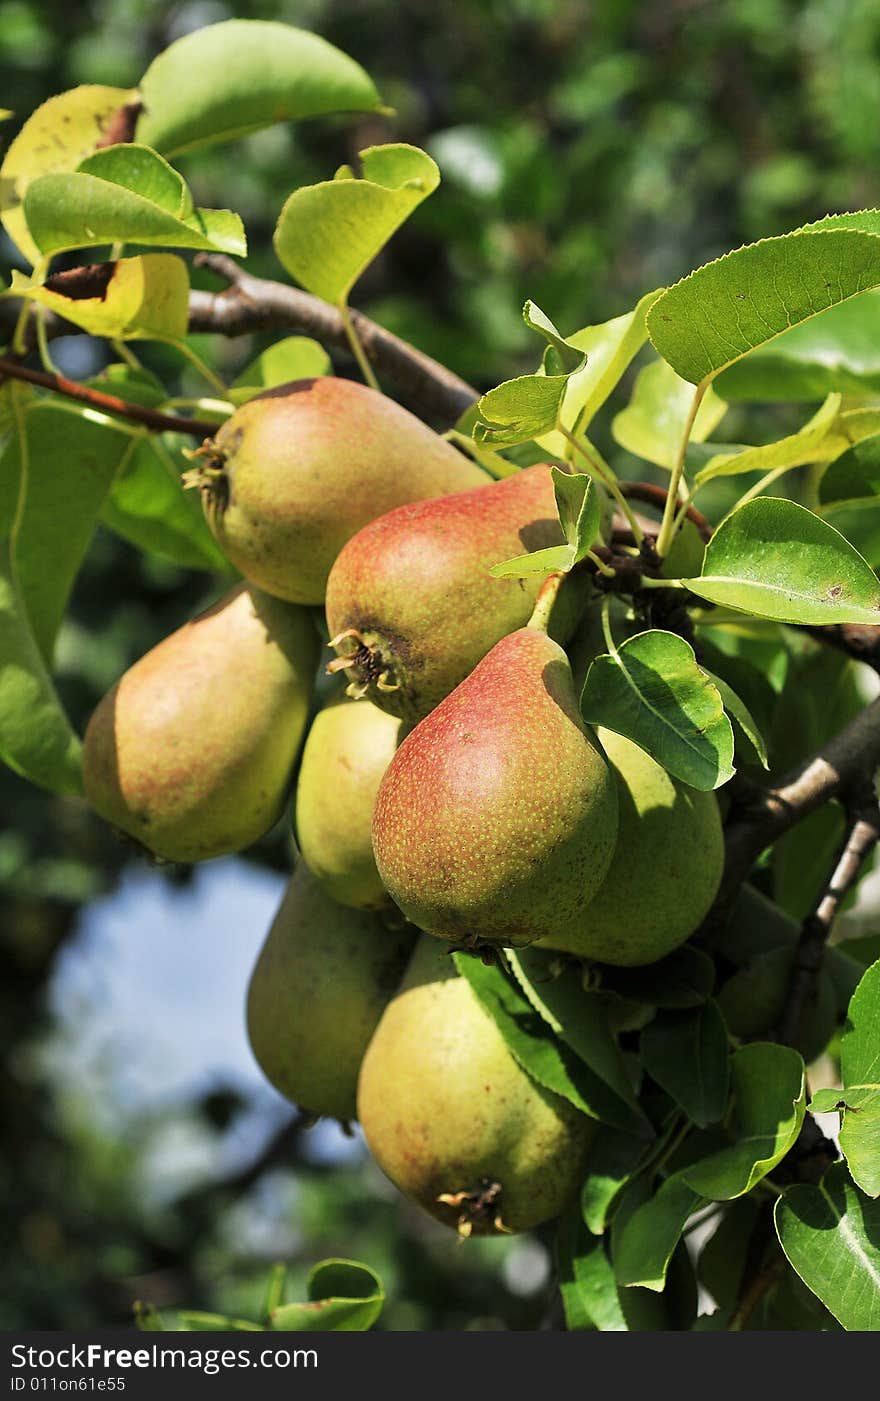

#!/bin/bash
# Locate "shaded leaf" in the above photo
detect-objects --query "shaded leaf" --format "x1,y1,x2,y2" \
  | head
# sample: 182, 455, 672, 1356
599, 945, 715, 1008
274, 144, 438, 306
454, 954, 638, 1132
685, 497, 880, 625
612, 357, 727, 469
716, 290, 880, 401
232, 336, 331, 401
137, 19, 384, 158
580, 1126, 651, 1235
775, 1160, 880, 1330
640, 1003, 730, 1127
490, 469, 599, 578
692, 393, 843, 487
581, 629, 735, 791
704, 671, 768, 769
557, 1208, 626, 1330
613, 1176, 704, 1291
812, 960, 880, 1197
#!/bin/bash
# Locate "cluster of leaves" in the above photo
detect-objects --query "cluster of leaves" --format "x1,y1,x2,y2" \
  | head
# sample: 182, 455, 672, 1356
2, 16, 880, 1332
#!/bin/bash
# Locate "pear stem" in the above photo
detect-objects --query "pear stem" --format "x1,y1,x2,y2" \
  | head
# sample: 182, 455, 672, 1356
527, 570, 566, 634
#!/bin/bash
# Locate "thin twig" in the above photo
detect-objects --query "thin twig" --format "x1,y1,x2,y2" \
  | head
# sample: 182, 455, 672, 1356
0, 356, 219, 439
777, 795, 880, 1048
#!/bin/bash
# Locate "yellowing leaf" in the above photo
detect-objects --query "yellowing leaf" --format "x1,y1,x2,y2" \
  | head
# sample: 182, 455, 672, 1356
9, 255, 189, 341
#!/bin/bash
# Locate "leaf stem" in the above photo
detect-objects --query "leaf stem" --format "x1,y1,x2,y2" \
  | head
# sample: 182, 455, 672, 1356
600, 594, 618, 656
112, 338, 146, 373
166, 337, 228, 396
35, 310, 61, 377
585, 548, 616, 578
558, 425, 645, 545
339, 301, 380, 391
656, 381, 708, 558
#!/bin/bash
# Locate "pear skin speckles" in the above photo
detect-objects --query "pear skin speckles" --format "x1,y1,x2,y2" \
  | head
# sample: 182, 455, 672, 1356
371, 628, 618, 948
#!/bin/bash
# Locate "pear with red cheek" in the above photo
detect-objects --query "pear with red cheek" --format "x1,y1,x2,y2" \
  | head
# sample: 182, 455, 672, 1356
371, 626, 618, 950
187, 376, 486, 604
83, 584, 318, 862
325, 464, 565, 724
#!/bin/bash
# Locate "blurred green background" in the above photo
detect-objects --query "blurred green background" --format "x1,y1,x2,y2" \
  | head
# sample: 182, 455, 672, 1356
2, 0, 879, 1331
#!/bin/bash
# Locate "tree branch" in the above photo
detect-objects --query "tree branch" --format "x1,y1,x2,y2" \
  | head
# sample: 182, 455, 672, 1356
703, 695, 880, 941
0, 355, 218, 439
777, 796, 880, 1048
190, 253, 478, 425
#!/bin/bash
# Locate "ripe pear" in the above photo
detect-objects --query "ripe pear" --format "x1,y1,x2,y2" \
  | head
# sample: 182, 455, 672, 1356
187, 377, 486, 604
357, 936, 594, 1234
325, 464, 565, 723
539, 729, 724, 966
295, 694, 403, 908
247, 864, 414, 1122
83, 585, 318, 862
372, 627, 618, 949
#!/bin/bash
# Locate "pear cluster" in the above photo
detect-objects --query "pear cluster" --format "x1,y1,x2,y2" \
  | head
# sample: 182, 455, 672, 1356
82, 377, 723, 1238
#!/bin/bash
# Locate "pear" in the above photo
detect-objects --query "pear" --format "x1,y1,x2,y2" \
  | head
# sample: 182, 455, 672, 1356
295, 695, 403, 908
357, 936, 594, 1234
539, 728, 724, 966
325, 464, 565, 723
247, 864, 414, 1122
83, 585, 318, 862
371, 627, 618, 949
187, 377, 486, 604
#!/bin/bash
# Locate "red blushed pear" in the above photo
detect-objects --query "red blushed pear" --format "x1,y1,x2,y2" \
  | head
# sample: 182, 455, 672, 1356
357, 935, 594, 1235
83, 585, 318, 863
324, 464, 565, 724
371, 625, 618, 950
186, 377, 486, 605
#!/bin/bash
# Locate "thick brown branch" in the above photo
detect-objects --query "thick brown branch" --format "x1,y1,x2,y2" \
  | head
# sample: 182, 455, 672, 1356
190, 253, 478, 425
777, 798, 880, 1048
0, 356, 218, 439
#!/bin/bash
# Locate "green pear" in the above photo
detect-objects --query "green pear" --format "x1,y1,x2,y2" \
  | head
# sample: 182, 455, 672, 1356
247, 864, 414, 1122
372, 626, 618, 949
187, 377, 486, 604
295, 695, 403, 908
325, 464, 566, 723
357, 936, 594, 1235
83, 585, 318, 862
539, 728, 724, 965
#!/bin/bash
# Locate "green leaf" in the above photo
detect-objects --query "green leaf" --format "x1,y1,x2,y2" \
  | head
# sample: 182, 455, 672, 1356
260, 1264, 288, 1323
685, 497, 880, 625
835, 933, 880, 968
580, 1127, 651, 1235
490, 469, 599, 578
557, 1208, 626, 1331
274, 144, 438, 306
453, 954, 635, 1132
648, 226, 880, 385
613, 1176, 704, 1291
681, 1042, 806, 1199
581, 629, 735, 792
813, 961, 880, 1197
692, 393, 844, 487
600, 946, 716, 1009
523, 301, 586, 374
137, 19, 384, 158
612, 358, 727, 469
538, 288, 664, 456
232, 336, 332, 401
178, 1312, 263, 1332
8, 255, 189, 341
640, 1003, 730, 1127
474, 372, 572, 446
23, 146, 246, 258
269, 1258, 384, 1332
820, 431, 880, 504
101, 437, 234, 574
704, 671, 769, 769
775, 1161, 880, 1330
716, 290, 880, 401
0, 84, 135, 266
506, 948, 647, 1128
